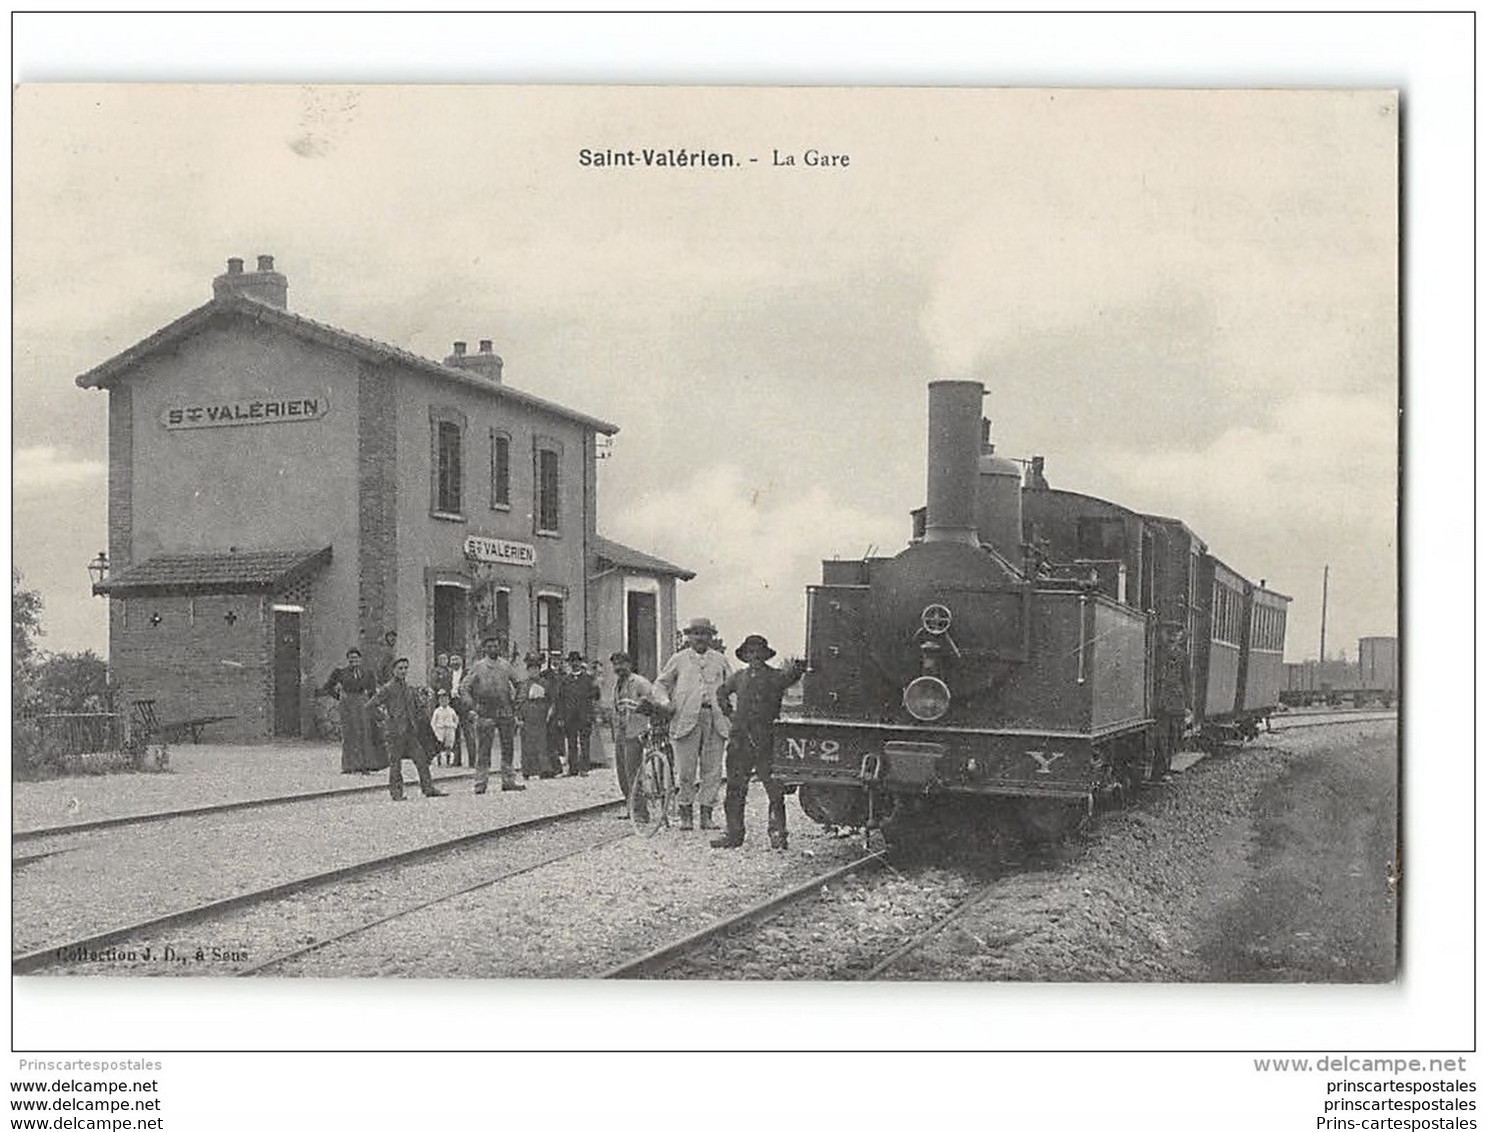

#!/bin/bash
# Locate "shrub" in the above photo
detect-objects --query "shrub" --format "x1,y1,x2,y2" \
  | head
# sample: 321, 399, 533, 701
13, 718, 69, 780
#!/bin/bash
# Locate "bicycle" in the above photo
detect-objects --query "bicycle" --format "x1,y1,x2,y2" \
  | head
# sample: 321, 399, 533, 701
628, 717, 677, 836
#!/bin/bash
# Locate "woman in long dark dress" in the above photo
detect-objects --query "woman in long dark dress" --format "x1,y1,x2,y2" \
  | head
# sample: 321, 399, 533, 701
319, 648, 386, 773
519, 656, 553, 778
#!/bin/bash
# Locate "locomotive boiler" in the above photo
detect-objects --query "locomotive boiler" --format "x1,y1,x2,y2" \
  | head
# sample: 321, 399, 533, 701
773, 380, 1287, 843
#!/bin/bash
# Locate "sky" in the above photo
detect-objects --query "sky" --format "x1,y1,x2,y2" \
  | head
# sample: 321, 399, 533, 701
13, 84, 1399, 666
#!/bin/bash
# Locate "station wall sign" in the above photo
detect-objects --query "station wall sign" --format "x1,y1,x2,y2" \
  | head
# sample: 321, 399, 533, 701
161, 395, 330, 429
464, 536, 536, 567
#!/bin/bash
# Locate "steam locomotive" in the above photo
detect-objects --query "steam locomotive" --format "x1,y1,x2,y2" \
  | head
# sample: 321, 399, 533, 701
774, 380, 1289, 843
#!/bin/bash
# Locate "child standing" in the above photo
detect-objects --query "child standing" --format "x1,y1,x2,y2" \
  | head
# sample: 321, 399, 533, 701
430, 688, 460, 767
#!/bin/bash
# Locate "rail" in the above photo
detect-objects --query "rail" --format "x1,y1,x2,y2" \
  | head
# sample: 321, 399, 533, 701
14, 798, 625, 974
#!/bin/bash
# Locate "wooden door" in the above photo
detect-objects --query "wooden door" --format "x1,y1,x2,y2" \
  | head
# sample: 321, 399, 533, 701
273, 610, 302, 737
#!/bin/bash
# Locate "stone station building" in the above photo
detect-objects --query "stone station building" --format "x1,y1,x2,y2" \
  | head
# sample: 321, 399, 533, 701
78, 255, 688, 742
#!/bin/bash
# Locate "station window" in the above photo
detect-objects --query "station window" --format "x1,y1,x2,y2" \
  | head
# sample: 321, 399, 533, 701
490, 429, 511, 510
536, 594, 564, 654
495, 588, 511, 640
437, 423, 462, 513
535, 443, 561, 534
430, 406, 468, 519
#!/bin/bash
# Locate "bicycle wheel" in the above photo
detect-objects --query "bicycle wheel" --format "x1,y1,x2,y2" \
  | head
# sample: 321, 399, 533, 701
629, 748, 675, 837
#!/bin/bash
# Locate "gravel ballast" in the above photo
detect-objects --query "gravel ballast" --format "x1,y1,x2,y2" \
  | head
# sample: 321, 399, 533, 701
18, 721, 1396, 982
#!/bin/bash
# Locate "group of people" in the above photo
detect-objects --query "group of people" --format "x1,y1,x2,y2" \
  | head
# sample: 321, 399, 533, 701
612, 617, 805, 851
317, 630, 601, 802
317, 616, 806, 847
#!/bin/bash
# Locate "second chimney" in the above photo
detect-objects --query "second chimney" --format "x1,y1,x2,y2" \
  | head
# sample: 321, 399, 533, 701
443, 338, 504, 383
212, 254, 288, 308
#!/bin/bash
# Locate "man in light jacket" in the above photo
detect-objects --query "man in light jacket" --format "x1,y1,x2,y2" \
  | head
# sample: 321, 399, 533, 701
655, 617, 731, 831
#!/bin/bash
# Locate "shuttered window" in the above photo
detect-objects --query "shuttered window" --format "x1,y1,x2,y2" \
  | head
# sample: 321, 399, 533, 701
536, 445, 560, 533
490, 429, 511, 509
437, 422, 462, 514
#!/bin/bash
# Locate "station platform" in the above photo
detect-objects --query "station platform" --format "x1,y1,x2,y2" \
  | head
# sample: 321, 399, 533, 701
12, 732, 617, 837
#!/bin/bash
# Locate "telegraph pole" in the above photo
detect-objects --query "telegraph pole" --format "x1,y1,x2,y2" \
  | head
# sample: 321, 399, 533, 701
1319, 564, 1330, 665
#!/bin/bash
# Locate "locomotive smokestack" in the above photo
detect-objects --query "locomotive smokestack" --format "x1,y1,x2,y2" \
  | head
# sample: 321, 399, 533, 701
924, 380, 984, 546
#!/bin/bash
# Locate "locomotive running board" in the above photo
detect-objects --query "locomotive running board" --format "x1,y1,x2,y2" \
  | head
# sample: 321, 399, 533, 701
776, 717, 1154, 742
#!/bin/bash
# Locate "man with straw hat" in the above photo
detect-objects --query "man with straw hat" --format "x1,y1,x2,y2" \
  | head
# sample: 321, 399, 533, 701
655, 616, 731, 831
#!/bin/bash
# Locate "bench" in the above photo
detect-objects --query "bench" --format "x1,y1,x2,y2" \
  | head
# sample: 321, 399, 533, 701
160, 715, 236, 743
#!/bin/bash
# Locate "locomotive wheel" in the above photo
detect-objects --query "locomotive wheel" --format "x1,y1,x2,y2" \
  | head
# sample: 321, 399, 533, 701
879, 797, 955, 857
1012, 799, 1085, 844
798, 783, 870, 830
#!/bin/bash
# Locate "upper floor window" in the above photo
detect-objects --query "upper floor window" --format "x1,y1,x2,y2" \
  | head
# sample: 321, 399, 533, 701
535, 442, 561, 534
429, 406, 468, 519
437, 422, 462, 514
490, 429, 511, 510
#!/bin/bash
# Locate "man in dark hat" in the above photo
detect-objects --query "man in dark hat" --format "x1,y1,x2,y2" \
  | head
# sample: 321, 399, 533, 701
712, 635, 806, 849
458, 633, 525, 793
556, 650, 600, 776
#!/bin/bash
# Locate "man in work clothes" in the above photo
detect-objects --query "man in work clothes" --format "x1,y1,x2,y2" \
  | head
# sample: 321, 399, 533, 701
713, 635, 806, 849
610, 650, 669, 811
366, 658, 447, 802
655, 617, 731, 831
460, 634, 526, 794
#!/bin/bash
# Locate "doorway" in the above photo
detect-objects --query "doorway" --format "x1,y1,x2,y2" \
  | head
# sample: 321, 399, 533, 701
434, 585, 469, 663
627, 591, 658, 679
273, 609, 302, 737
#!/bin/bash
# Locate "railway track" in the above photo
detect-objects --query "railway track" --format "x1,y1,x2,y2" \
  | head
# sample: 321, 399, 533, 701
602, 850, 1015, 981
14, 798, 624, 974
238, 827, 634, 976
13, 770, 476, 845
600, 851, 890, 979
1267, 711, 1397, 733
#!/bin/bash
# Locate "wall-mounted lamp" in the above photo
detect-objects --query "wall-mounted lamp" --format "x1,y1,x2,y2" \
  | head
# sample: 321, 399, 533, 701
87, 551, 110, 592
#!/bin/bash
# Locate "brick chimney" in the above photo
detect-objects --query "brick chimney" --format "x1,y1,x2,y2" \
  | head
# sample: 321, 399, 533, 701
212, 254, 288, 308
442, 338, 504, 383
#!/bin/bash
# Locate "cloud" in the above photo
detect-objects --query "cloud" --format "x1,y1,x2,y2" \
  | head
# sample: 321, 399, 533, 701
13, 446, 106, 492
1095, 390, 1398, 660
1100, 391, 1396, 534
917, 92, 1397, 395
607, 463, 907, 652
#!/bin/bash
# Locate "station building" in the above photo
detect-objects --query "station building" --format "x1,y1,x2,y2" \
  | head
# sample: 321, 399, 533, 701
78, 255, 690, 742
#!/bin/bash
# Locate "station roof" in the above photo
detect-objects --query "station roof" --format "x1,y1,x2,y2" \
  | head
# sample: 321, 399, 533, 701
74, 294, 620, 435
593, 535, 695, 581
95, 546, 333, 597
